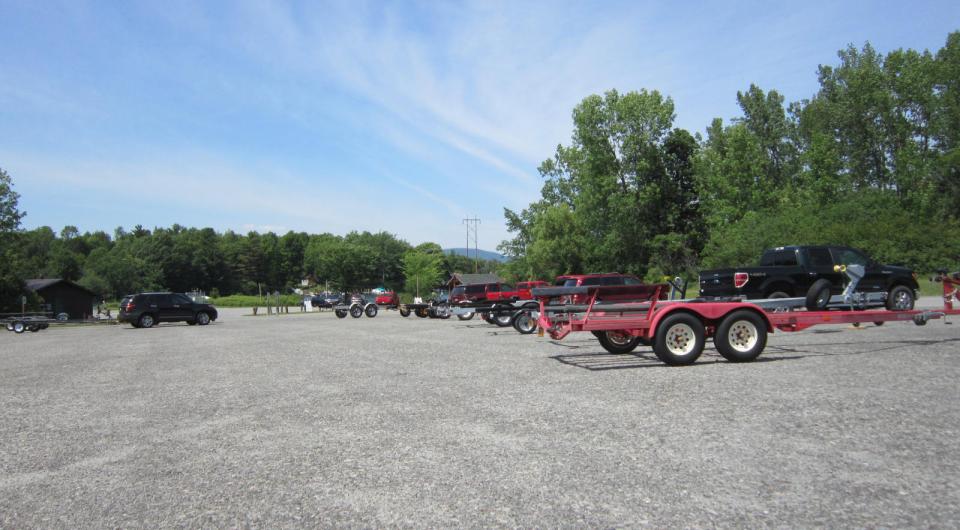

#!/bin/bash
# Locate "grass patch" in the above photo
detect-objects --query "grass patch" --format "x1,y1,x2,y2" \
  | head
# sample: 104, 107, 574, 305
212, 294, 304, 307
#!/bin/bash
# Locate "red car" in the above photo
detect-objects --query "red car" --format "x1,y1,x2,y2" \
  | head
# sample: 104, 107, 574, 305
516, 280, 548, 300
375, 291, 400, 307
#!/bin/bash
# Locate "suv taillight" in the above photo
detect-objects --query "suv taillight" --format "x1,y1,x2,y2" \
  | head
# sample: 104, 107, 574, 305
734, 272, 749, 289
124, 301, 135, 311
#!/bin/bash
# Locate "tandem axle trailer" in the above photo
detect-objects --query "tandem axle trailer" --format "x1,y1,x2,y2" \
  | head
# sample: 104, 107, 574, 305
531, 270, 960, 366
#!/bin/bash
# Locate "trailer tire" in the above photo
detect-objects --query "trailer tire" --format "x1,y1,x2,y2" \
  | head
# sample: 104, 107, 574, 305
480, 312, 496, 325
512, 312, 537, 334
653, 313, 705, 365
886, 285, 915, 311
335, 309, 348, 318
350, 305, 363, 318
436, 304, 451, 319
399, 306, 411, 317
5, 321, 13, 331
715, 310, 767, 363
805, 279, 833, 310
598, 331, 643, 354
13, 321, 25, 333
457, 310, 475, 321
28, 325, 40, 332
365, 304, 378, 318
494, 311, 513, 327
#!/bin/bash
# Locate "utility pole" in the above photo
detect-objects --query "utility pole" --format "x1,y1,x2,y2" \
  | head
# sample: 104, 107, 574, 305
462, 217, 480, 273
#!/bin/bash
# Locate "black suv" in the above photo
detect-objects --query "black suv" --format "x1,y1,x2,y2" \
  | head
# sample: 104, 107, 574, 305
119, 292, 219, 328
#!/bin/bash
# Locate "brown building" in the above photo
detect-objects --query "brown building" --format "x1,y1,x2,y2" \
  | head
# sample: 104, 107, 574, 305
25, 279, 98, 320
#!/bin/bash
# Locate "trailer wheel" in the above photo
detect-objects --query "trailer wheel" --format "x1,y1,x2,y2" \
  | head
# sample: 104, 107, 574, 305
399, 306, 411, 317
598, 331, 643, 354
28, 325, 40, 332
13, 321, 26, 333
335, 309, 348, 318
513, 312, 537, 334
480, 312, 496, 325
365, 304, 378, 318
5, 321, 13, 331
874, 321, 884, 326
436, 304, 451, 319
653, 313, 705, 365
457, 310, 475, 321
350, 305, 363, 318
714, 310, 767, 363
415, 308, 428, 318
494, 311, 513, 327
805, 279, 833, 311
886, 285, 915, 311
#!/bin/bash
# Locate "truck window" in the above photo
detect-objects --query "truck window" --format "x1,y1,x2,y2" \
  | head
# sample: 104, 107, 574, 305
761, 249, 798, 266
623, 277, 641, 285
807, 248, 833, 268
831, 248, 868, 267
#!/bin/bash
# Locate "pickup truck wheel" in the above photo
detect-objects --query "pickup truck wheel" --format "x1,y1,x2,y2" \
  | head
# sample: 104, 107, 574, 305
350, 305, 363, 318
715, 310, 767, 362
399, 306, 411, 317
653, 313, 705, 365
365, 304, 378, 318
598, 331, 642, 354
805, 279, 833, 311
335, 309, 348, 318
886, 285, 915, 311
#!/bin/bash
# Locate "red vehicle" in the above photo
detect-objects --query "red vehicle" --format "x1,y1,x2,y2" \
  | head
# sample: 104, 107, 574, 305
375, 291, 400, 307
516, 281, 548, 300
553, 273, 664, 304
534, 269, 960, 366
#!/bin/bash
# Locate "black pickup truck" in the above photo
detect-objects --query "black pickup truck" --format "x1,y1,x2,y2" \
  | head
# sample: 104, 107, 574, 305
698, 245, 919, 309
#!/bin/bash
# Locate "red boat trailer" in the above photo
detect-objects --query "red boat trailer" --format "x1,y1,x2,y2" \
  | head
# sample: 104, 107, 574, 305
533, 272, 960, 366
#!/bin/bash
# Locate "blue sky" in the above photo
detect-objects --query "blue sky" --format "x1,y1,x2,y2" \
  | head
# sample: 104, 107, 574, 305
1, 1, 957, 249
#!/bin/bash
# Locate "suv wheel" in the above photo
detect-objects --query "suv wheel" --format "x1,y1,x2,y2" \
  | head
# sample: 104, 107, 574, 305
138, 314, 156, 328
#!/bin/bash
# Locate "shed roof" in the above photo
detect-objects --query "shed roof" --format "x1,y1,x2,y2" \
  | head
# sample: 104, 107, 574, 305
25, 279, 98, 297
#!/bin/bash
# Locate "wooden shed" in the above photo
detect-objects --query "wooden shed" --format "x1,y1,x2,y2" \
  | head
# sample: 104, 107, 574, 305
25, 279, 98, 320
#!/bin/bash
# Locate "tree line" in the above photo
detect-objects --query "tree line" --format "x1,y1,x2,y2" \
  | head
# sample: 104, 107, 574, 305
499, 32, 960, 281
0, 174, 500, 310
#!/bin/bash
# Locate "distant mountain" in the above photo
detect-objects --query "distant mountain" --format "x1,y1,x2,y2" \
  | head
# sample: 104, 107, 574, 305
443, 248, 509, 263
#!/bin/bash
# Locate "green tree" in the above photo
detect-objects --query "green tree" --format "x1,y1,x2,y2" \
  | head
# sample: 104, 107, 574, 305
402, 249, 443, 298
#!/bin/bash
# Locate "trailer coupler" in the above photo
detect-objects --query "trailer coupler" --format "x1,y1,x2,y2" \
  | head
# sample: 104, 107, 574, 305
912, 311, 946, 326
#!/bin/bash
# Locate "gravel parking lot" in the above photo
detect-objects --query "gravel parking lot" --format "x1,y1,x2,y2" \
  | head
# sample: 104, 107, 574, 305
2, 302, 959, 527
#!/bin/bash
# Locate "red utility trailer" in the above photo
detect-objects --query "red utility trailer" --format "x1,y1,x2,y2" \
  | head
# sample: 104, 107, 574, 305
532, 271, 960, 366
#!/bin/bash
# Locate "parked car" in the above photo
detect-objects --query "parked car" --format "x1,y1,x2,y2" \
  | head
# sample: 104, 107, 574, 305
375, 291, 400, 307
118, 292, 219, 328
552, 273, 666, 304
698, 245, 919, 310
310, 292, 341, 308
516, 280, 549, 300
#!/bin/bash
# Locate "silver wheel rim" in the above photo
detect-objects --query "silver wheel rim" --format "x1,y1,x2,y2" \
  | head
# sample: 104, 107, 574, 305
13, 322, 25, 333
198, 313, 209, 325
517, 314, 534, 332
894, 291, 911, 310
142, 315, 154, 327
607, 332, 633, 346
727, 320, 758, 353
496, 314, 511, 325
665, 323, 696, 356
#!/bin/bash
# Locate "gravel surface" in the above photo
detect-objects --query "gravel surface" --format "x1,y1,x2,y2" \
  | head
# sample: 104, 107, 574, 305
1, 304, 958, 527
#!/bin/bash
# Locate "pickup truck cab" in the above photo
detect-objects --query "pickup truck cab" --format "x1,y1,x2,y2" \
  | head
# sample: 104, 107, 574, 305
375, 291, 400, 307
516, 281, 548, 300
698, 245, 918, 309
